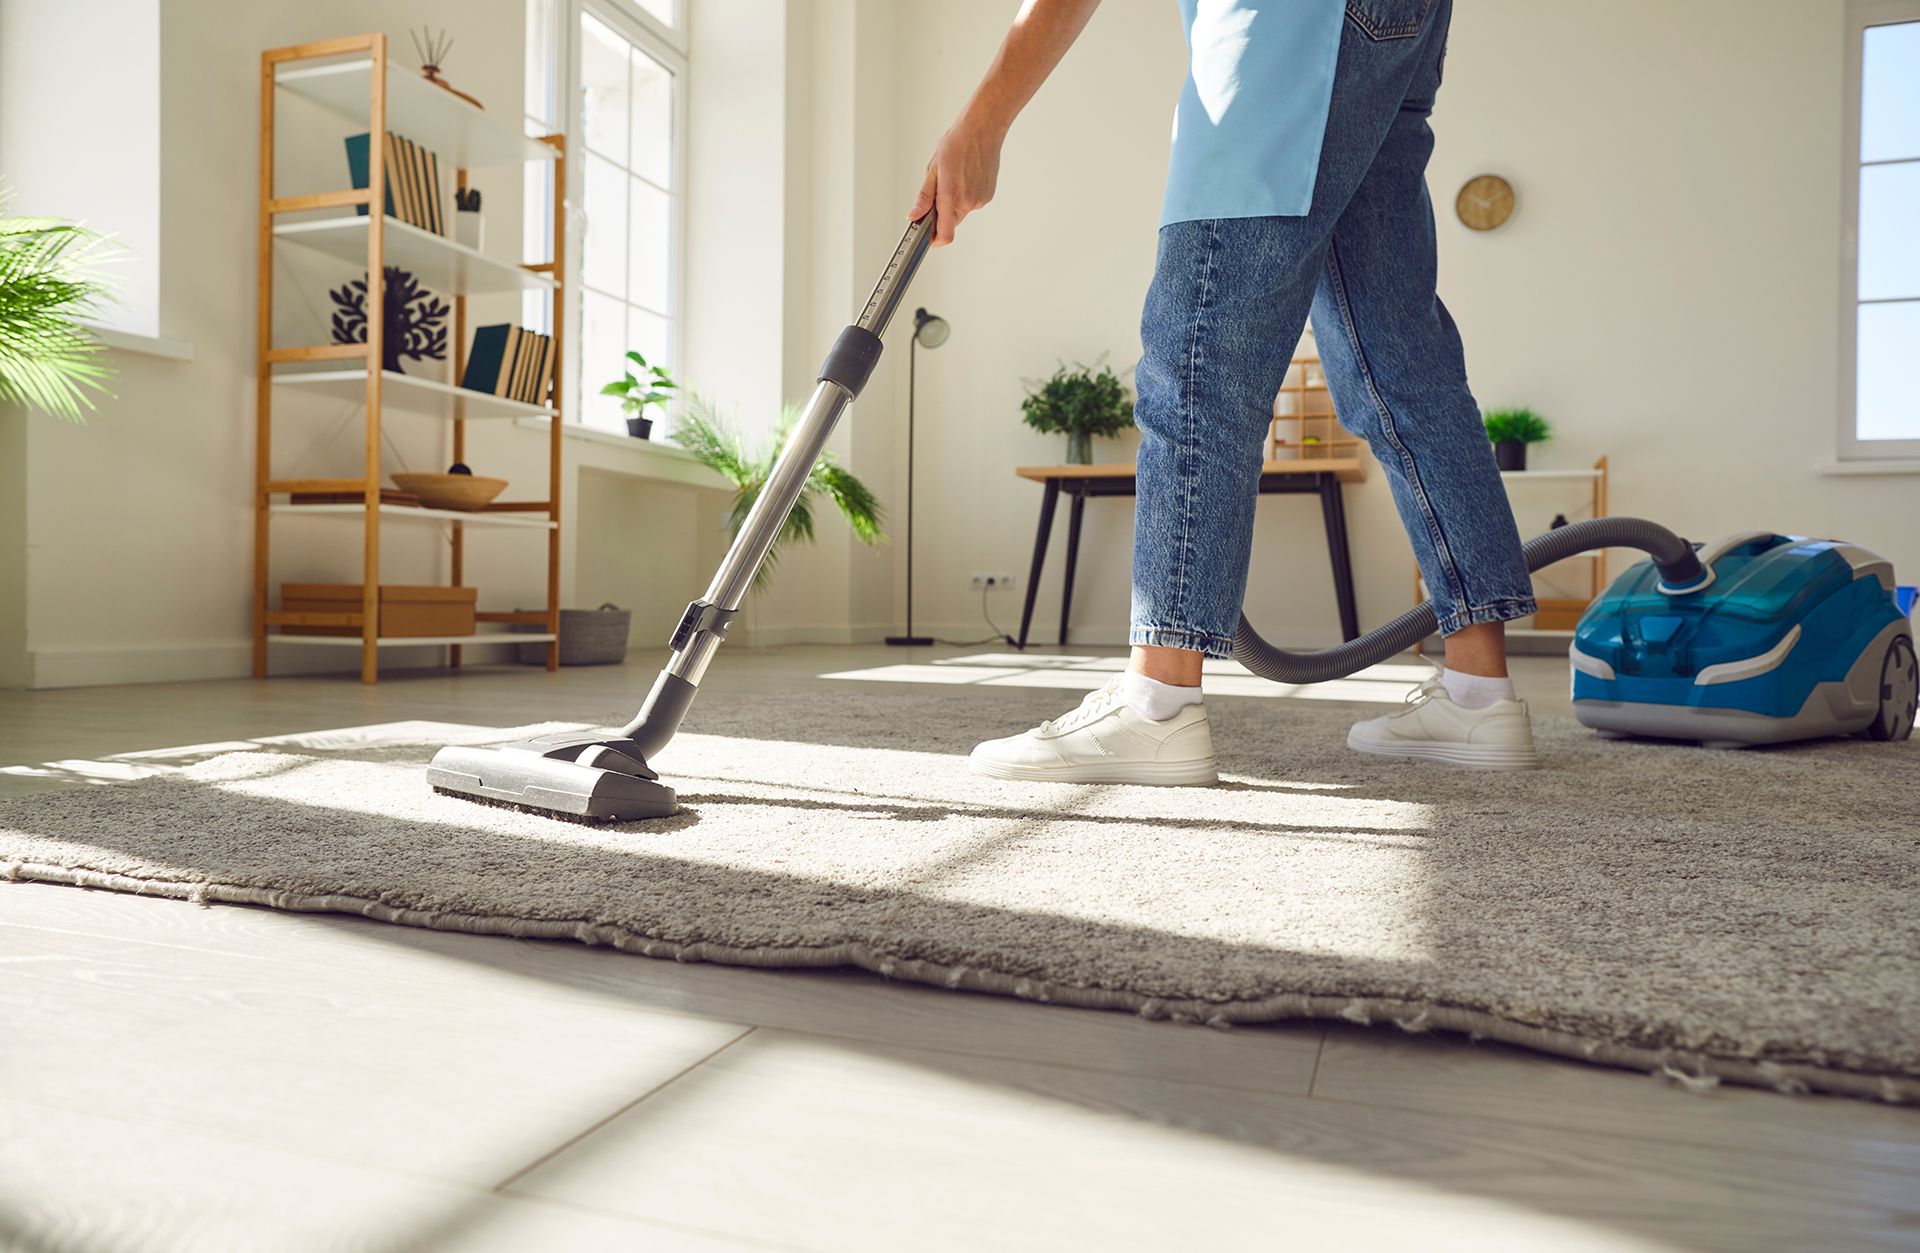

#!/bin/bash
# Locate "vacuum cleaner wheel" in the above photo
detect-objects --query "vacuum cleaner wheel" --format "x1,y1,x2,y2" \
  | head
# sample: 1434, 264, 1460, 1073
1866, 634, 1918, 742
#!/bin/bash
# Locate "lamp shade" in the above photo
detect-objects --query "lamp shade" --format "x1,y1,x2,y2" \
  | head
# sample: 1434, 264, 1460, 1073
913, 307, 949, 349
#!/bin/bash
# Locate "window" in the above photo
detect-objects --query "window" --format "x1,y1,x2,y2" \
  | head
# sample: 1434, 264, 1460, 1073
524, 0, 685, 434
1842, 2, 1920, 459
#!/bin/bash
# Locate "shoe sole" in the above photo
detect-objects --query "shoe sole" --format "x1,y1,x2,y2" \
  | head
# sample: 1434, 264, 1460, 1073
968, 757, 1220, 786
1345, 731, 1539, 770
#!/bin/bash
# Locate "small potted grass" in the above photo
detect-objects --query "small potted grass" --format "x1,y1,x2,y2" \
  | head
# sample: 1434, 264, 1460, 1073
1483, 407, 1551, 471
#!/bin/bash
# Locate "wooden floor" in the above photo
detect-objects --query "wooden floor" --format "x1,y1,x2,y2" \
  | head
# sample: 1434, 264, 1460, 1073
2, 645, 1917, 1252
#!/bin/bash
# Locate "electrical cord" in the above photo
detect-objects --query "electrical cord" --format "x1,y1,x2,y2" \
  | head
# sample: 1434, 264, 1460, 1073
933, 586, 1017, 648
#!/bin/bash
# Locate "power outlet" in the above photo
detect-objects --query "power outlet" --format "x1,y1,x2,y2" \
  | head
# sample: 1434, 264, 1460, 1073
970, 572, 1017, 592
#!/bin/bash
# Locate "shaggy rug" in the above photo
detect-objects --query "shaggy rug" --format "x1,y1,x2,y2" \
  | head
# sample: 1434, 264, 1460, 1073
3, 685, 1915, 1102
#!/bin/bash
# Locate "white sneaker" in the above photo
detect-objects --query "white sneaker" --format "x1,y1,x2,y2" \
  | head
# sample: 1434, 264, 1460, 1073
1347, 671, 1539, 769
969, 676, 1219, 785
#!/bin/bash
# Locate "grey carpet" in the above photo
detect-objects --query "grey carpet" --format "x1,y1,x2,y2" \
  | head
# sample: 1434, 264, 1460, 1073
3, 684, 1916, 1103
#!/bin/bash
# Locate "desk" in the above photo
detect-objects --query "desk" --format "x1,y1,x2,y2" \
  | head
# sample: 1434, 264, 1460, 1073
1014, 457, 1366, 650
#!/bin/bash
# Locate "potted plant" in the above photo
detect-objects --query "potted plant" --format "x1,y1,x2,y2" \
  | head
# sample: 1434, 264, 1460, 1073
1021, 359, 1134, 465
1482, 407, 1551, 471
0, 190, 115, 420
673, 395, 884, 591
601, 350, 675, 438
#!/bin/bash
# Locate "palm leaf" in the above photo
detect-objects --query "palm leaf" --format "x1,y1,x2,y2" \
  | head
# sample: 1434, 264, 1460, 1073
670, 395, 885, 594
0, 194, 116, 421
671, 393, 755, 487
810, 461, 885, 544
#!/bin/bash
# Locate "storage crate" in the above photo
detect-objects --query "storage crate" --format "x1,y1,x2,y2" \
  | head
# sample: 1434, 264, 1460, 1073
280, 584, 477, 637
516, 602, 631, 665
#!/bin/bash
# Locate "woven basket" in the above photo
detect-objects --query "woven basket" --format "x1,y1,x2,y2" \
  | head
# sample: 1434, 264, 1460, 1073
515, 603, 631, 666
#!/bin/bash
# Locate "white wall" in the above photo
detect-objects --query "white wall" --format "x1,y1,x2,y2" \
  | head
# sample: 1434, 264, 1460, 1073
881, 0, 1919, 650
0, 0, 163, 339
8, 0, 1912, 688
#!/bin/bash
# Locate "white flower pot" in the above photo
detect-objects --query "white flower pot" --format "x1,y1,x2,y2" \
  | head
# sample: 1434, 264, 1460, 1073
454, 211, 484, 252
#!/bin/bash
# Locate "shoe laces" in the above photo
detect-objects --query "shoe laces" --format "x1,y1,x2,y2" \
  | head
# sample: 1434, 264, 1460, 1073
1402, 661, 1448, 710
1038, 676, 1124, 735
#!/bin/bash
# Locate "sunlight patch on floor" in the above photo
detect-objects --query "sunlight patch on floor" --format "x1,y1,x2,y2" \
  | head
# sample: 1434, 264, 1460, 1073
0, 721, 591, 788
820, 652, 1428, 704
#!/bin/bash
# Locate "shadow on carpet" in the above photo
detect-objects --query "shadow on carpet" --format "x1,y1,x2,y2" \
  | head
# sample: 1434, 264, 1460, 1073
2, 688, 1915, 1103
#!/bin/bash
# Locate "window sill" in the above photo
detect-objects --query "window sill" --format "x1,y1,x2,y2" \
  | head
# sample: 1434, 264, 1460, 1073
84, 323, 195, 362
514, 416, 724, 488
1814, 458, 1920, 476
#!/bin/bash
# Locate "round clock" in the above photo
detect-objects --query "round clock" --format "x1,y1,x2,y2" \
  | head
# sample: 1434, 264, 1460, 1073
1455, 174, 1515, 231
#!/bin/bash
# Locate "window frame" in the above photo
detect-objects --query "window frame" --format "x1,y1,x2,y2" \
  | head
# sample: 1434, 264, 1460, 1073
1839, 0, 1920, 462
527, 0, 688, 434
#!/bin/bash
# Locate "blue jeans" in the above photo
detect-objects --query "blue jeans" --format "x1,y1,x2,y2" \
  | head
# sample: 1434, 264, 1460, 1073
1130, 0, 1535, 657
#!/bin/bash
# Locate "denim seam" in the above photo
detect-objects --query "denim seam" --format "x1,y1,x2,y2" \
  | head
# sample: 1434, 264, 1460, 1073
1434, 595, 1538, 637
1343, 0, 1432, 40
1171, 221, 1221, 640
1323, 238, 1472, 616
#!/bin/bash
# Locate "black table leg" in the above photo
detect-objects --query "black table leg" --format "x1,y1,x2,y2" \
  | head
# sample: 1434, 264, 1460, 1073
1320, 476, 1361, 642
1017, 480, 1060, 650
1059, 488, 1087, 646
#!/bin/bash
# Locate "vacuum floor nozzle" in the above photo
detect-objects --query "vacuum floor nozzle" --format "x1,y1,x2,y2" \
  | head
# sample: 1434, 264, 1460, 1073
427, 739, 679, 823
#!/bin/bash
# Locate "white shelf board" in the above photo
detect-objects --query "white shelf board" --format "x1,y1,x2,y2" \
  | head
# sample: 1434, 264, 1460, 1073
275, 58, 555, 168
273, 368, 555, 420
271, 503, 556, 530
274, 215, 555, 296
268, 632, 556, 648
1499, 469, 1603, 480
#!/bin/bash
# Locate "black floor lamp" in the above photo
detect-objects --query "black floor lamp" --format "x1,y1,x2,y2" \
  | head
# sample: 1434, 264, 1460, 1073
886, 306, 948, 647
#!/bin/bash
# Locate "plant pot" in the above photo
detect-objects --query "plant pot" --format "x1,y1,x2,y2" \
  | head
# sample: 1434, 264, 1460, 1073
454, 210, 484, 252
1065, 430, 1093, 465
626, 416, 654, 439
1494, 440, 1528, 471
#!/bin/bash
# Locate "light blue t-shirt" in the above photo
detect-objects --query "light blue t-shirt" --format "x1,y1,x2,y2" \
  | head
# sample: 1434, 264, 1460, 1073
1162, 0, 1344, 226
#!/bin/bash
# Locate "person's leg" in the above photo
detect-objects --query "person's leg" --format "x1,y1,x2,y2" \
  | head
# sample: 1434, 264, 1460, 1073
1311, 0, 1540, 764
1311, 3, 1534, 653
974, 5, 1446, 783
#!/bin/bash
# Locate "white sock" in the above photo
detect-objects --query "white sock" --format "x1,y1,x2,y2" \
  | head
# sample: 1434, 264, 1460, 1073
1441, 668, 1518, 710
1119, 671, 1204, 721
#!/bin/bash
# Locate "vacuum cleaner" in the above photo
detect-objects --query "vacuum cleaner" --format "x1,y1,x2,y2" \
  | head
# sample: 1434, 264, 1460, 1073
427, 217, 1917, 822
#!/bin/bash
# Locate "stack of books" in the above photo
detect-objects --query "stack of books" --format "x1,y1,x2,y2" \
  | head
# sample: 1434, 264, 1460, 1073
461, 324, 555, 405
345, 131, 446, 235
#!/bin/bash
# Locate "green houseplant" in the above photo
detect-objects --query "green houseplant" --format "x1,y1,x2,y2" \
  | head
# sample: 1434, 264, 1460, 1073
673, 395, 885, 592
1482, 407, 1551, 471
1021, 359, 1134, 465
600, 349, 675, 439
0, 191, 114, 421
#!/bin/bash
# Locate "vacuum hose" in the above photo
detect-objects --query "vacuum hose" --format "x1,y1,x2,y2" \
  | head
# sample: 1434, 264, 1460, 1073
1232, 516, 1707, 685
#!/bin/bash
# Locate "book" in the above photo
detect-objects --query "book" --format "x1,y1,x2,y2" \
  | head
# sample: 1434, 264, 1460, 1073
386, 133, 417, 227
411, 138, 441, 234
511, 329, 537, 402
344, 133, 396, 218
460, 324, 511, 394
496, 325, 524, 398
422, 143, 441, 234
531, 333, 554, 405
459, 324, 555, 404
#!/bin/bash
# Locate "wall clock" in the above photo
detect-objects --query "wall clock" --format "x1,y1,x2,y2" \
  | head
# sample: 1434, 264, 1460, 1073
1455, 174, 1515, 231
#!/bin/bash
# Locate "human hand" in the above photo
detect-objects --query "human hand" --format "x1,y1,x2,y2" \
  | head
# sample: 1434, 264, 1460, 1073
909, 107, 1008, 246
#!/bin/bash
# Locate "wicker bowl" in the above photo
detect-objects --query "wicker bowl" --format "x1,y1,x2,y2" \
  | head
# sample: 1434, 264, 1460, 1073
391, 472, 508, 512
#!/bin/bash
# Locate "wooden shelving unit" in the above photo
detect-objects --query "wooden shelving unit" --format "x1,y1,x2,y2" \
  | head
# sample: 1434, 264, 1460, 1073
255, 33, 565, 683
1268, 357, 1365, 464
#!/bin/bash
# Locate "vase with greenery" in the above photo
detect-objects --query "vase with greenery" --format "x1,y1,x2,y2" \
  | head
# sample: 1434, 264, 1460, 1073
1482, 407, 1551, 471
0, 191, 114, 421
672, 395, 884, 591
600, 349, 676, 438
1021, 359, 1134, 465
